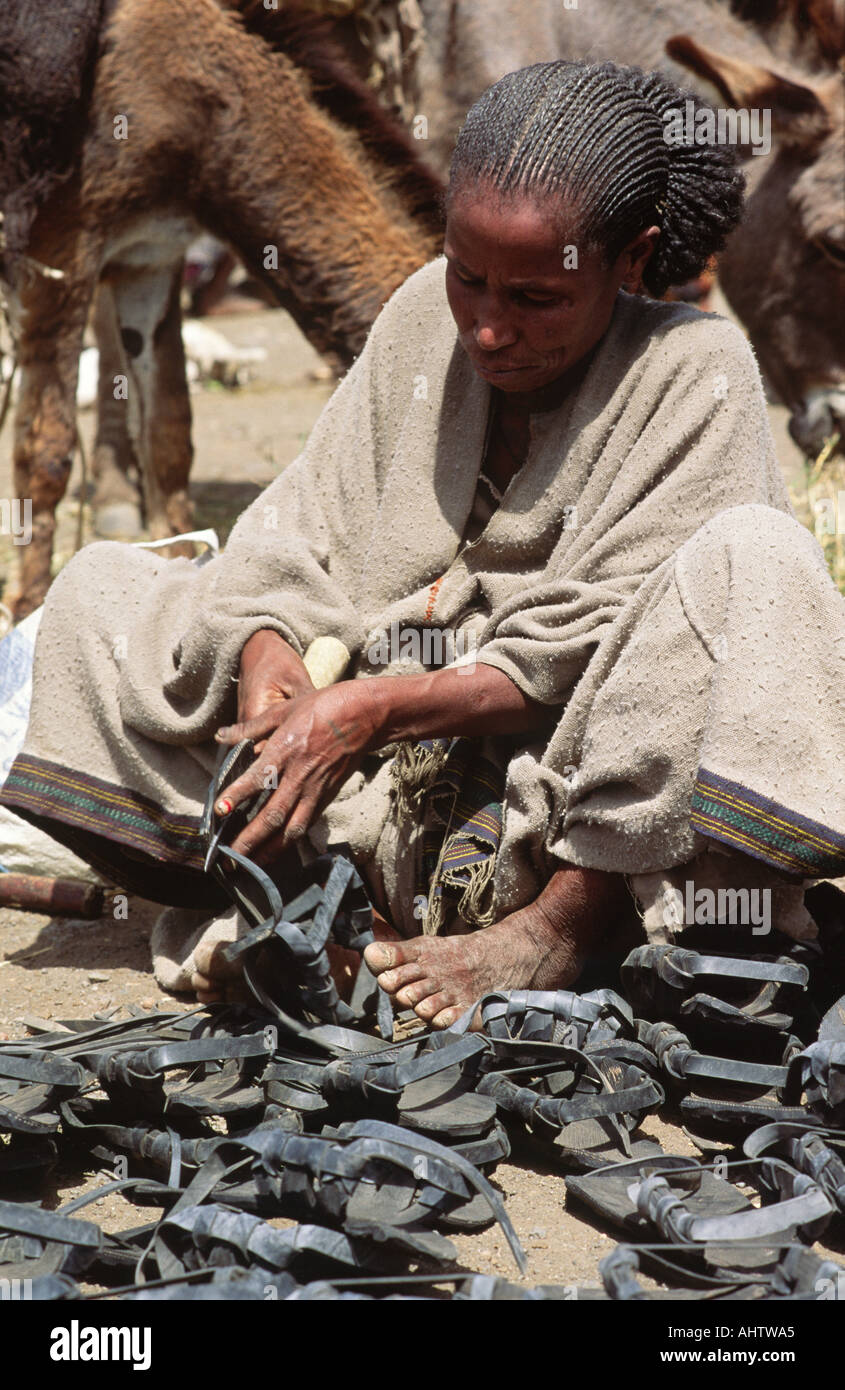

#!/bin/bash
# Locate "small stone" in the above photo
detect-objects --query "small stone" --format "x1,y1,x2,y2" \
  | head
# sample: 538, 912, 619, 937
88, 972, 109, 983
139, 997, 155, 1010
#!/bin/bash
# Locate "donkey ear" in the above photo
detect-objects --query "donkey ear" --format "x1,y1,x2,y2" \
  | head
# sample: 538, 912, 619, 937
666, 35, 831, 144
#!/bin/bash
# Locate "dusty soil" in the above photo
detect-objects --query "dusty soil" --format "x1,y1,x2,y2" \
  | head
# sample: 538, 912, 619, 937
0, 303, 835, 1299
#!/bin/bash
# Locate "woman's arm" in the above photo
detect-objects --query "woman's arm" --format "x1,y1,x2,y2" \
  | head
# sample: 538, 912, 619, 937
215, 658, 554, 863
362, 664, 553, 743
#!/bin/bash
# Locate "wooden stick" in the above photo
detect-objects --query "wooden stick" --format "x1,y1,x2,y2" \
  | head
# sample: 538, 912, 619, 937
0, 874, 105, 918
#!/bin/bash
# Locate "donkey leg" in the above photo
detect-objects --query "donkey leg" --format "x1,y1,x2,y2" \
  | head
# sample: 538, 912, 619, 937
91, 283, 143, 540
106, 257, 193, 544
150, 266, 194, 537
9, 277, 92, 618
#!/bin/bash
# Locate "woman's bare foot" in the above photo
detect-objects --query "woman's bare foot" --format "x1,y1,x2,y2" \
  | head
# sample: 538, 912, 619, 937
363, 865, 629, 1029
152, 902, 400, 1005
152, 905, 249, 1003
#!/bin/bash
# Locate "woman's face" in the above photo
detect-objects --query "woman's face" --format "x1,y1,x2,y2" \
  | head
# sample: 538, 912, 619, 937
444, 182, 658, 394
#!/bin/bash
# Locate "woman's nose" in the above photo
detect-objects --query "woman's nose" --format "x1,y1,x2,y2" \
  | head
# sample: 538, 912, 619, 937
473, 294, 518, 351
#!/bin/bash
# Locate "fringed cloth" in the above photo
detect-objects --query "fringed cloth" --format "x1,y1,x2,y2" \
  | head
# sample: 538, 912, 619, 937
391, 737, 505, 934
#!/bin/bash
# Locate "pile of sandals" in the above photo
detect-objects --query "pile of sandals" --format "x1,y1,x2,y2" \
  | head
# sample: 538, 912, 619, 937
2, 741, 845, 1301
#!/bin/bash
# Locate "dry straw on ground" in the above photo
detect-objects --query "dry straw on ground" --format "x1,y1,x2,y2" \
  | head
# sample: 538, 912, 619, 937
791, 432, 845, 594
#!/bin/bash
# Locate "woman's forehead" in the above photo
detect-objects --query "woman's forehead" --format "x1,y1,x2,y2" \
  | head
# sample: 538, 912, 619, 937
445, 184, 586, 273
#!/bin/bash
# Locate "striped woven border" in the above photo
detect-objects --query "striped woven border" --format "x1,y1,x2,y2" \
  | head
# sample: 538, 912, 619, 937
691, 767, 845, 877
419, 739, 502, 887
0, 753, 206, 870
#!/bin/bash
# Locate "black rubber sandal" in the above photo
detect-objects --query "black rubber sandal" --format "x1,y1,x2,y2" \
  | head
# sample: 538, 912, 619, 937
622, 944, 808, 1043
785, 1040, 845, 1124
566, 1152, 833, 1255
598, 1238, 845, 1301
639, 1019, 813, 1144
0, 1198, 104, 1283
202, 741, 393, 1037
476, 1038, 664, 1169
744, 1121, 845, 1215
128, 1113, 526, 1270
466, 988, 635, 1049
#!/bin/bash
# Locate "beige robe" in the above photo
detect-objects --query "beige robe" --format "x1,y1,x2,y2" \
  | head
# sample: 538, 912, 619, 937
3, 258, 843, 931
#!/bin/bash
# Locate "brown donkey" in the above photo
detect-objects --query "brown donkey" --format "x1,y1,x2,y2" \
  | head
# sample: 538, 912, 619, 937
1, 0, 443, 617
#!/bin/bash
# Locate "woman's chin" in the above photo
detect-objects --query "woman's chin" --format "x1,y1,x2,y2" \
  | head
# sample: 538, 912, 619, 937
473, 362, 561, 391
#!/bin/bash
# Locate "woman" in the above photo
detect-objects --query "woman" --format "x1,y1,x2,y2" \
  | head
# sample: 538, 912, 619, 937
3, 61, 844, 1027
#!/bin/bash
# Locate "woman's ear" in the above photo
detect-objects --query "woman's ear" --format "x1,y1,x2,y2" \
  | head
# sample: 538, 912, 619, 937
620, 225, 661, 292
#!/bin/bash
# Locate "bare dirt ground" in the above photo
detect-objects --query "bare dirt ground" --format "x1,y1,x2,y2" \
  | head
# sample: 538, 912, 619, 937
0, 302, 836, 1297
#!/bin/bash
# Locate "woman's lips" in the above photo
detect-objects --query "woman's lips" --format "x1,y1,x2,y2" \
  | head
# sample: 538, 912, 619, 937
472, 359, 534, 376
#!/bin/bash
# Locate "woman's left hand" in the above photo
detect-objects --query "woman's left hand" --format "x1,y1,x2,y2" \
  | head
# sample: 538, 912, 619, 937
213, 681, 377, 862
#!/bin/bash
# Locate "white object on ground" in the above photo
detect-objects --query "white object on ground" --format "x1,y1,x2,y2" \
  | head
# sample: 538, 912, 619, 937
0, 609, 101, 879
70, 321, 265, 413
181, 319, 267, 387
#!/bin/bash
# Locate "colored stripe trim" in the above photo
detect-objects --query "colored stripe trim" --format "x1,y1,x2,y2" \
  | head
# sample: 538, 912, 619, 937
691, 767, 845, 877
0, 754, 205, 871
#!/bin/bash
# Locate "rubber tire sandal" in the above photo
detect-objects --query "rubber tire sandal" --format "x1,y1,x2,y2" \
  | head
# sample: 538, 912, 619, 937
621, 943, 808, 1042
639, 1018, 813, 1146
565, 1151, 833, 1281
202, 740, 393, 1036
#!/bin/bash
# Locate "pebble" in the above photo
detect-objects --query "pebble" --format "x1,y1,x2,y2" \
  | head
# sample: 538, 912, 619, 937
139, 997, 155, 1010
88, 972, 109, 983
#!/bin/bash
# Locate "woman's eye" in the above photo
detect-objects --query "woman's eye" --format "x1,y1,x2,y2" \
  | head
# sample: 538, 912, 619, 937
517, 289, 566, 306
452, 265, 481, 285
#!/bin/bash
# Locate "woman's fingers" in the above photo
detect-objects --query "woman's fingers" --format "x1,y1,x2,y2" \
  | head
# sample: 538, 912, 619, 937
211, 686, 369, 857
227, 776, 322, 860
215, 741, 288, 816
247, 797, 320, 864
215, 705, 285, 747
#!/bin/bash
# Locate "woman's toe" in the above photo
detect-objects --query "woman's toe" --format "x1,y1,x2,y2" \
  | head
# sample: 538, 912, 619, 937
431, 1005, 462, 1030
363, 941, 403, 973
195, 984, 225, 1003
414, 991, 452, 1021
378, 961, 427, 993
395, 977, 437, 1007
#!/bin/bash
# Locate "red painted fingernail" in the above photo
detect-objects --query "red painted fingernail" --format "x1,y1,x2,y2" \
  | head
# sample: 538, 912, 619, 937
216, 798, 233, 816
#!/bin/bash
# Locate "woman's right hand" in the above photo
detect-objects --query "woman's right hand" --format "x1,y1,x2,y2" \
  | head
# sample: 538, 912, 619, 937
236, 629, 314, 728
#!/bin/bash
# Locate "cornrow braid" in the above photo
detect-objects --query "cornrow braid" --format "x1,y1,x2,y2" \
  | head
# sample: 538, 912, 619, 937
448, 60, 746, 296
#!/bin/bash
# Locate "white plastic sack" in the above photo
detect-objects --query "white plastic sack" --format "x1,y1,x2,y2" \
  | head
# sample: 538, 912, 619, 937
0, 530, 219, 880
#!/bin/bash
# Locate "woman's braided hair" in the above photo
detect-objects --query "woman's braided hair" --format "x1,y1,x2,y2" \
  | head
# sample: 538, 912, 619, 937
448, 60, 746, 296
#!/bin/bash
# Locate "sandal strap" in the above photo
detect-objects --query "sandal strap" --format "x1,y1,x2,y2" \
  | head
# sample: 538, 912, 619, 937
478, 1067, 662, 1131
744, 1122, 845, 1207
640, 1020, 789, 1088
322, 1033, 487, 1101
630, 1169, 832, 1242
0, 1053, 87, 1088
0, 1199, 102, 1249
625, 945, 807, 989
